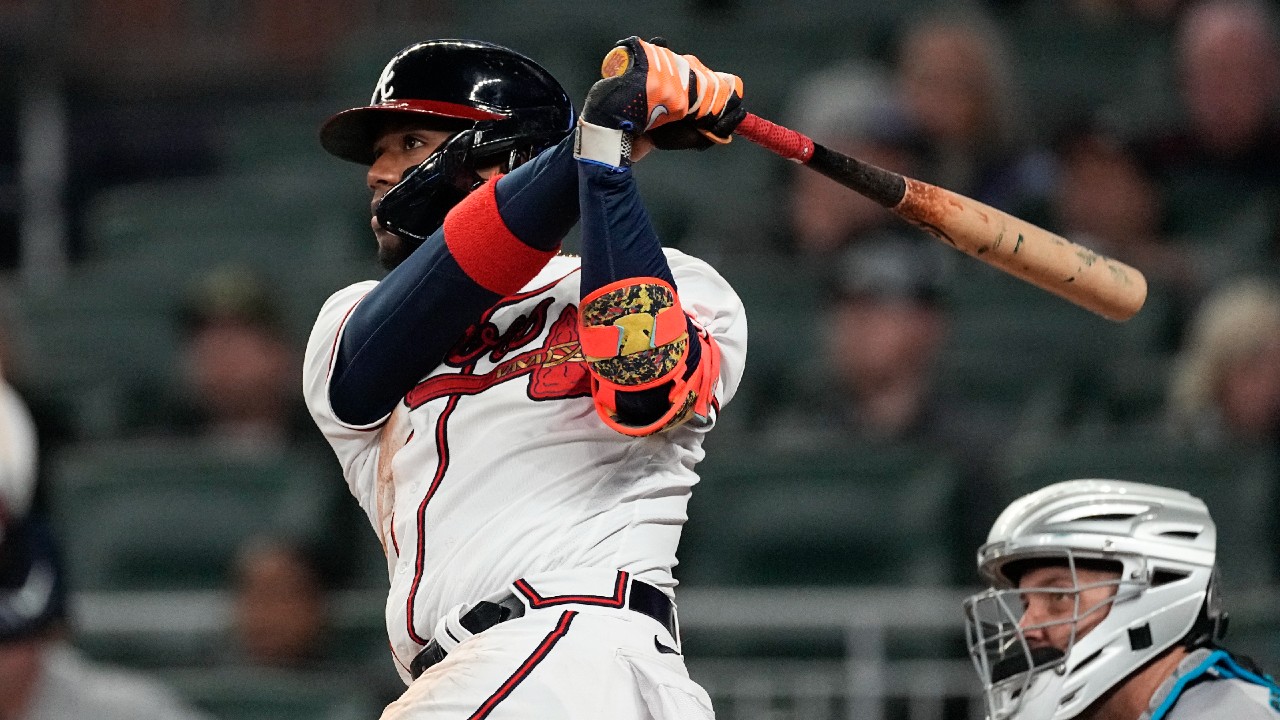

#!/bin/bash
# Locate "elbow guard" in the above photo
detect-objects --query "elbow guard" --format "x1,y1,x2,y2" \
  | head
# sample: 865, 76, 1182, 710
578, 277, 721, 436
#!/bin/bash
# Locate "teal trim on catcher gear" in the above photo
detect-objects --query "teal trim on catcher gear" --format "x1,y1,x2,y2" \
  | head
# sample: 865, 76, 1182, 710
1150, 650, 1280, 720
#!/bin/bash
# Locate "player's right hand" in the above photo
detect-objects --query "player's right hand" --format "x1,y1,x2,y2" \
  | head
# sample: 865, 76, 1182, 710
582, 36, 744, 137
644, 37, 746, 150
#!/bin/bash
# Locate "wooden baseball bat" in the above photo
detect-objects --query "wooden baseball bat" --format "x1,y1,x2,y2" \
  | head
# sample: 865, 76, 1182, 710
732, 113, 1147, 322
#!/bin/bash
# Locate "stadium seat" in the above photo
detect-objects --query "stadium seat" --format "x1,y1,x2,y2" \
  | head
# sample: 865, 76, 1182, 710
213, 101, 344, 173
937, 256, 1163, 430
48, 440, 335, 591
8, 262, 184, 438
164, 666, 383, 720
82, 172, 363, 269
680, 439, 962, 587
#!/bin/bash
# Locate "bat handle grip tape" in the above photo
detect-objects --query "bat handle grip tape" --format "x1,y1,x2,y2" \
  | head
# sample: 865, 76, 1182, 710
734, 113, 815, 164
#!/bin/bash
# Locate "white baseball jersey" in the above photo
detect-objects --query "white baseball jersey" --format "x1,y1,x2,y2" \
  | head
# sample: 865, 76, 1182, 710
303, 248, 747, 684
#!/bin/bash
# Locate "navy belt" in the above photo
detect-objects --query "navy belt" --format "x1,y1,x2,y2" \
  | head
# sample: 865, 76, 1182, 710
410, 579, 676, 679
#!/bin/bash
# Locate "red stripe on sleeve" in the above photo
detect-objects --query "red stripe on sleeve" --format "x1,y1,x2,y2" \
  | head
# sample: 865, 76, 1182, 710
443, 176, 558, 296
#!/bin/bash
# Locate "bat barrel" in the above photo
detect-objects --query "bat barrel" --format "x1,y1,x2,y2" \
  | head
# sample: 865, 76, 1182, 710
896, 178, 1147, 321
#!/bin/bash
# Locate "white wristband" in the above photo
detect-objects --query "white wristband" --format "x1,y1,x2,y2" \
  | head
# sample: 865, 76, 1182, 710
573, 119, 632, 169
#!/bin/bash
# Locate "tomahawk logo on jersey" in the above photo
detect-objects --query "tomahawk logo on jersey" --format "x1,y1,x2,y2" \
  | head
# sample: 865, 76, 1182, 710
404, 290, 591, 409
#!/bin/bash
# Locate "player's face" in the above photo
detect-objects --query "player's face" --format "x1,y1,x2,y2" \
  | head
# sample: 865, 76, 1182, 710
367, 125, 456, 270
1015, 565, 1120, 652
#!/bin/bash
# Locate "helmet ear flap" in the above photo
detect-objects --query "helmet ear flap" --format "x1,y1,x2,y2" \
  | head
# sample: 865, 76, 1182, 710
471, 115, 554, 172
376, 129, 486, 245
1184, 567, 1229, 648
504, 144, 535, 172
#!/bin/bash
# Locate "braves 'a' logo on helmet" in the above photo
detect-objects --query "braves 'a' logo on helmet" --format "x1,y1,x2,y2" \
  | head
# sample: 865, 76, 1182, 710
372, 61, 396, 104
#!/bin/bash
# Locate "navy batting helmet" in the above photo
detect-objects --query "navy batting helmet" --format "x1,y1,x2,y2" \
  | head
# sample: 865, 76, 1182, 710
319, 39, 575, 169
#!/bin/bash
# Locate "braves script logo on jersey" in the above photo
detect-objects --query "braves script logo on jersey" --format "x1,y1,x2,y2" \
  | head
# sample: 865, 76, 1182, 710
404, 298, 591, 409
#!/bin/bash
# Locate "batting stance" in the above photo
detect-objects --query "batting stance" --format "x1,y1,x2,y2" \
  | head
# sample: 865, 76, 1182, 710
303, 37, 747, 718
964, 480, 1280, 720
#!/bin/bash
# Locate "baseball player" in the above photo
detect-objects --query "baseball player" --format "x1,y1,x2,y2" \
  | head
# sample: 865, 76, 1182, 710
0, 374, 37, 519
963, 479, 1280, 720
303, 37, 748, 719
2, 498, 214, 720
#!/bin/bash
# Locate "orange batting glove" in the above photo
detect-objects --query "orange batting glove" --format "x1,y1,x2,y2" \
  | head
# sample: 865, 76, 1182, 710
575, 37, 745, 167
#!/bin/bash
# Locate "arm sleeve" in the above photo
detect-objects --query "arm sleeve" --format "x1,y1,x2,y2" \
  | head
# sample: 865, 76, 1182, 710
576, 162, 710, 431
329, 135, 580, 426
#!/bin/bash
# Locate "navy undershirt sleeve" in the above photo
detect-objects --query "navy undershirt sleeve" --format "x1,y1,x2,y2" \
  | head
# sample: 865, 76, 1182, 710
329, 244, 499, 426
577, 163, 675, 291
329, 135, 580, 426
577, 162, 702, 425
494, 134, 579, 251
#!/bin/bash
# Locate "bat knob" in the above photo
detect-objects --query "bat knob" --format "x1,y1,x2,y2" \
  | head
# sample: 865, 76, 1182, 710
600, 46, 631, 78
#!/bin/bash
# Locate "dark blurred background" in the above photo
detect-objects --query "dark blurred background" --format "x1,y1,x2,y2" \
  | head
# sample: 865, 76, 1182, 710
1, 0, 1278, 718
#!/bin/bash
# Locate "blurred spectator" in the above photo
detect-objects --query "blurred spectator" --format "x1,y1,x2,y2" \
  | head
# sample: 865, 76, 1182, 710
127, 265, 318, 456
890, 7, 1051, 217
225, 534, 403, 706
0, 514, 213, 720
771, 235, 998, 457
768, 7, 1053, 259
1050, 119, 1159, 261
768, 235, 1004, 573
786, 235, 953, 444
1045, 114, 1200, 347
1134, 0, 1280, 273
1166, 276, 1280, 448
1171, 0, 1279, 166
228, 536, 332, 669
175, 265, 303, 454
122, 265, 373, 588
780, 61, 919, 257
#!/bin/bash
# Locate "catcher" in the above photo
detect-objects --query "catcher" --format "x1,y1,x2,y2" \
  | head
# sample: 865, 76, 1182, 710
964, 479, 1280, 720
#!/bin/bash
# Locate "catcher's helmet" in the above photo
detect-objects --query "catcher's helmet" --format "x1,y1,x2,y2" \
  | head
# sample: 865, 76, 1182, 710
320, 39, 574, 168
963, 479, 1224, 720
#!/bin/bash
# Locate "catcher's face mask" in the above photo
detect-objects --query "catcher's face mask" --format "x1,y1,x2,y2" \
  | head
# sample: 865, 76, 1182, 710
963, 554, 1136, 720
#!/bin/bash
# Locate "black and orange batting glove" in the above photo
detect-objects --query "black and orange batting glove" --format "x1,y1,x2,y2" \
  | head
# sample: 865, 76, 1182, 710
575, 36, 745, 168
643, 37, 747, 151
